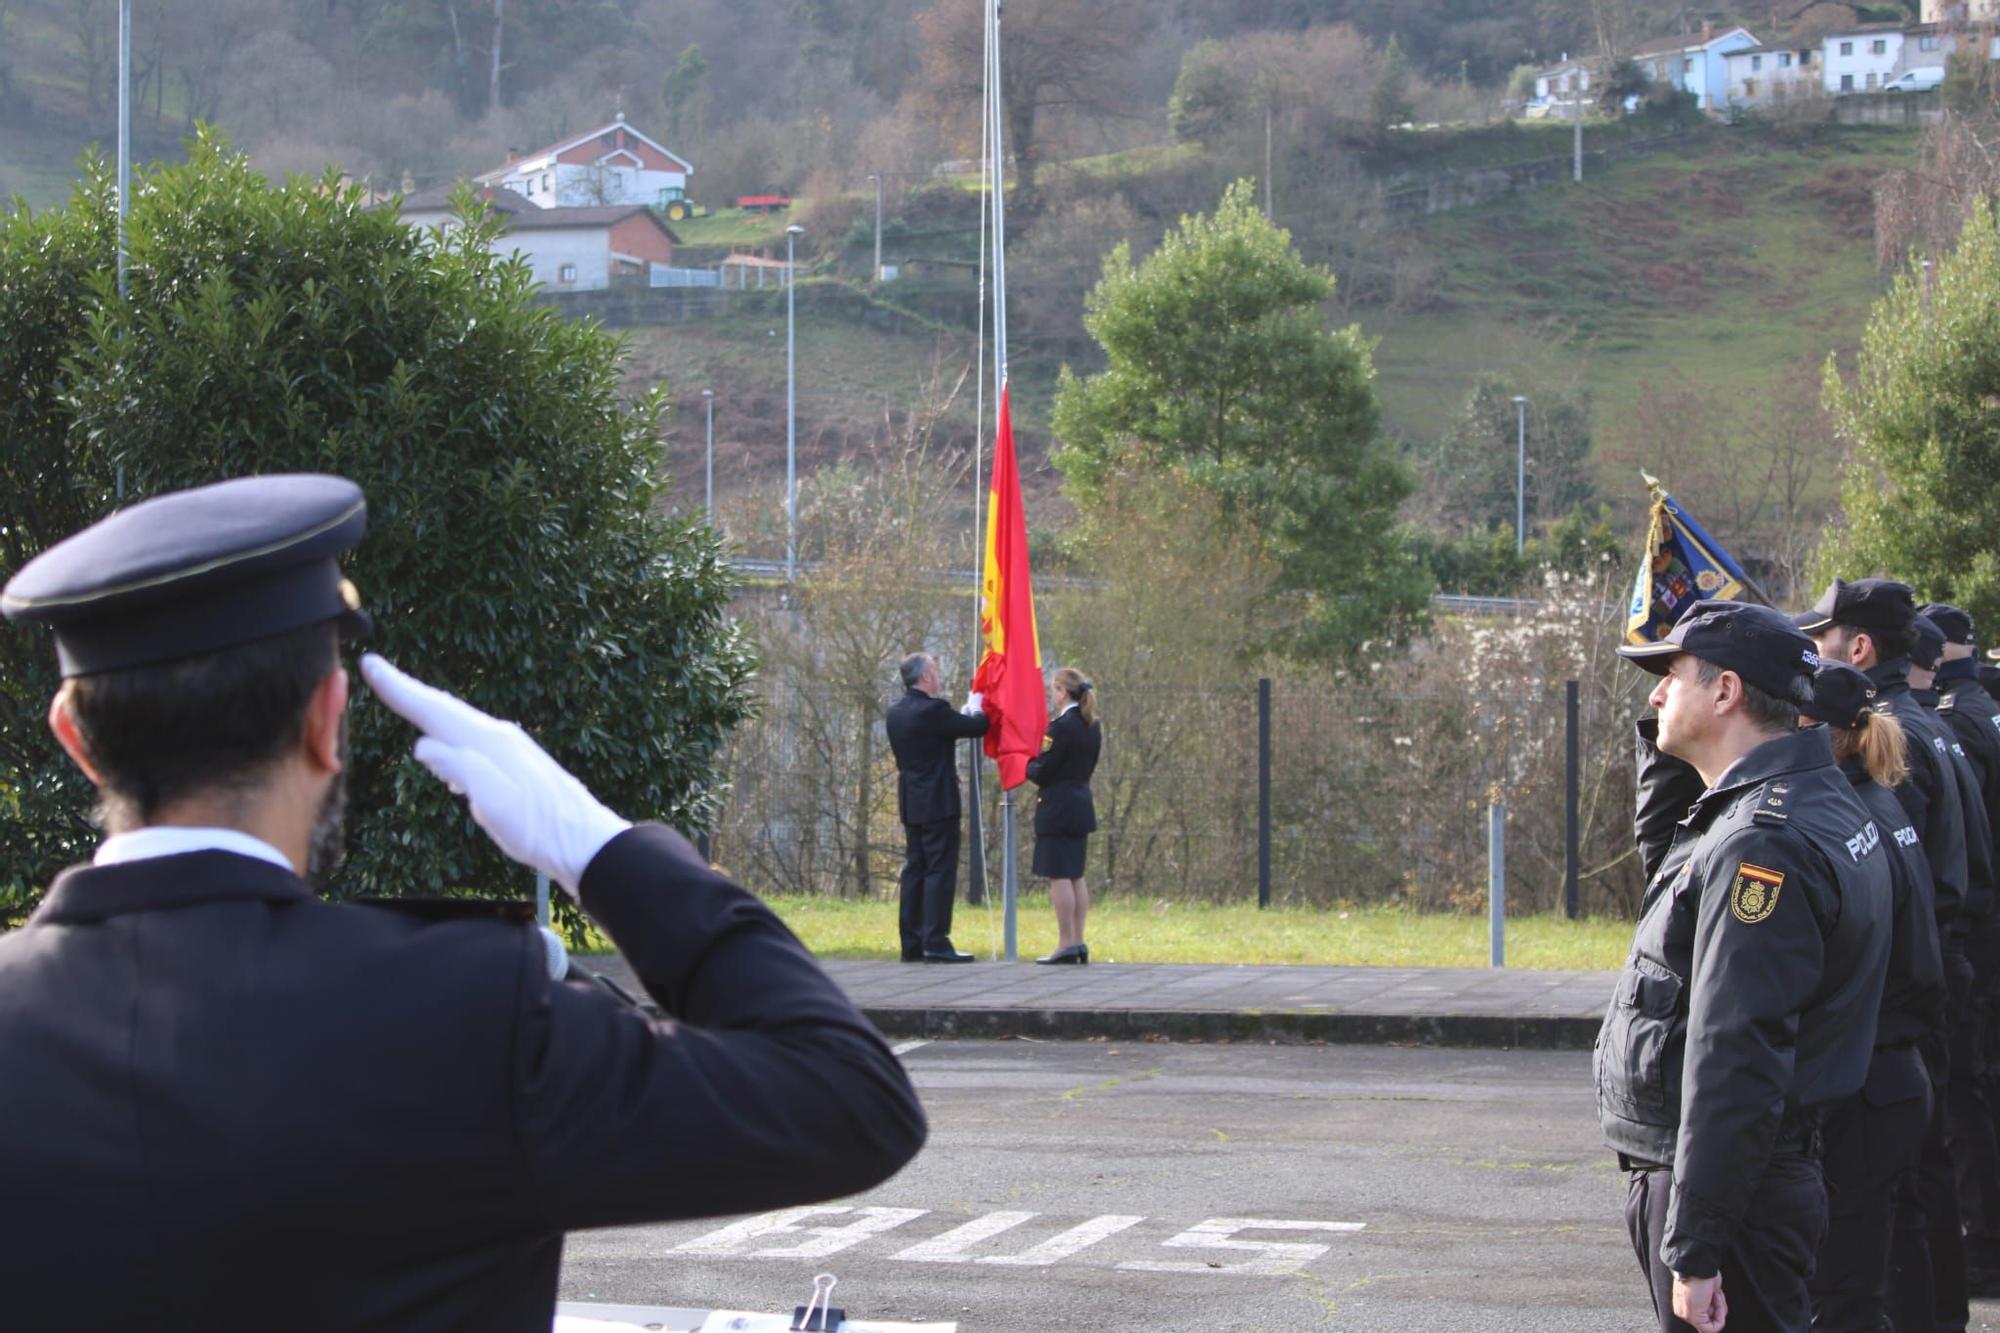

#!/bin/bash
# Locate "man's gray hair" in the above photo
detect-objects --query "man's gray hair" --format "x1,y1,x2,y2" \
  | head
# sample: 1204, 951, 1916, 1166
899, 653, 932, 689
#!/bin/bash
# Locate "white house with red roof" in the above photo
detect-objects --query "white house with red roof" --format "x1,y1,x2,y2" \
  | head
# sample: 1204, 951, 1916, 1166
393, 184, 681, 291
476, 113, 694, 210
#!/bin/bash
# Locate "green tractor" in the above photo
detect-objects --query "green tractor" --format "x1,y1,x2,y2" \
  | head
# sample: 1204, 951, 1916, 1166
659, 185, 710, 222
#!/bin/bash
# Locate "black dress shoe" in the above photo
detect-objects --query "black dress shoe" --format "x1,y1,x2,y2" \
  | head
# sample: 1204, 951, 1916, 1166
1035, 945, 1084, 964
922, 949, 976, 963
1076, 942, 1089, 963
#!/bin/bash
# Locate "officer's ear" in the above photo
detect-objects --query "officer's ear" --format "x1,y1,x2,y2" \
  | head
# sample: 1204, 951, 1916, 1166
300, 666, 349, 776
1710, 667, 1747, 717
47, 683, 105, 786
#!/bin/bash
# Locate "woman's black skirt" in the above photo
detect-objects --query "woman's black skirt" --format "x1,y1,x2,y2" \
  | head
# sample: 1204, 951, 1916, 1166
1033, 834, 1088, 880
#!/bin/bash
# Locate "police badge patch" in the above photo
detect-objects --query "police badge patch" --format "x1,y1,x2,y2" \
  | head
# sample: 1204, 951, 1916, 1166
1041, 734, 1054, 752
1731, 863, 1785, 924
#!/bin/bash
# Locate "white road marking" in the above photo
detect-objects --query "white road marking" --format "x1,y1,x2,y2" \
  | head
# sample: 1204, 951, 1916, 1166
890, 1211, 1038, 1262
672, 1206, 929, 1259
976, 1214, 1147, 1266
889, 1039, 931, 1056
1117, 1217, 1367, 1276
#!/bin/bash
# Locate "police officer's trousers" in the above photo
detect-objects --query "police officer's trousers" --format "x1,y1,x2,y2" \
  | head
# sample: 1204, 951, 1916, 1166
1626, 1155, 1825, 1333
1810, 1046, 1930, 1331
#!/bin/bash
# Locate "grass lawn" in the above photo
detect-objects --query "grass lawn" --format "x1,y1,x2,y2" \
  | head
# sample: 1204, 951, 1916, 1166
727, 893, 1633, 970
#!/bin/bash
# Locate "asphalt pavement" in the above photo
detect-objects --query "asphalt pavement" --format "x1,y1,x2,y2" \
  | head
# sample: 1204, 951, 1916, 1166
559, 1040, 1999, 1332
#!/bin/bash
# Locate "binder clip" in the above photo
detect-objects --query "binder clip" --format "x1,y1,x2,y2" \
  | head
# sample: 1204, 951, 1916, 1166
790, 1273, 843, 1332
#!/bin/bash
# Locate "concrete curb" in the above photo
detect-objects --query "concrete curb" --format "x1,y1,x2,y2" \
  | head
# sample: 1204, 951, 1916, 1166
861, 1005, 1602, 1050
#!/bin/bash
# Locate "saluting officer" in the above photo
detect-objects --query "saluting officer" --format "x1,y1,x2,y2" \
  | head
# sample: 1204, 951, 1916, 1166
1799, 663, 1945, 1332
1607, 601, 1892, 1333
0, 476, 926, 1329
1799, 578, 1993, 1329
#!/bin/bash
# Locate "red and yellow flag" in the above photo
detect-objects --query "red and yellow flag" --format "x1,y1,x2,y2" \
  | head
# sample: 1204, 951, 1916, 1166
972, 384, 1045, 789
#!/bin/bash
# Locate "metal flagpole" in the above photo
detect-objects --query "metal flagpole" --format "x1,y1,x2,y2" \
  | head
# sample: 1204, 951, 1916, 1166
989, 0, 1018, 963
964, 0, 994, 912
117, 0, 131, 301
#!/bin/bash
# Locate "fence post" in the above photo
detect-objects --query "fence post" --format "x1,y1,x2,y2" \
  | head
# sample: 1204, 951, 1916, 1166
1565, 679, 1580, 921
1257, 677, 1272, 909
1488, 798, 1505, 968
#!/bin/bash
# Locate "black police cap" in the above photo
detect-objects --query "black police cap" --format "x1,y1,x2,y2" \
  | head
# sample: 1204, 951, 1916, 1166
1920, 602, 1975, 646
1794, 578, 1917, 637
1618, 599, 1820, 706
1912, 615, 1947, 671
1802, 661, 1877, 730
1, 475, 368, 676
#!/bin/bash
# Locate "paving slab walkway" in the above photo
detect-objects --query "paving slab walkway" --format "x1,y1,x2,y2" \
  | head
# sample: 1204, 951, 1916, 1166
581, 955, 1619, 1049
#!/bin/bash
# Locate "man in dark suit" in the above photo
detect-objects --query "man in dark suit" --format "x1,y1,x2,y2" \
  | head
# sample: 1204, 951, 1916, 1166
0, 475, 925, 1330
885, 652, 988, 962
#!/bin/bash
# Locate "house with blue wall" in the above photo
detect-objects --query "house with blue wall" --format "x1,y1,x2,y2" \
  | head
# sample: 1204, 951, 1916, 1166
1631, 26, 1761, 111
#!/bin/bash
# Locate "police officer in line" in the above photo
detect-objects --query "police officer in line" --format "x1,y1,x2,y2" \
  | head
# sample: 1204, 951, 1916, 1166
1800, 577, 1992, 1332
0, 476, 927, 1329
885, 652, 989, 963
1799, 663, 1946, 1332
1910, 613, 1949, 707
1606, 601, 1892, 1333
1924, 604, 2000, 1287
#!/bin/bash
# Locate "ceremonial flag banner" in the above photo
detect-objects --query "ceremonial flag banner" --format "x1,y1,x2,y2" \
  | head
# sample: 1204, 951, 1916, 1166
972, 385, 1046, 788
1626, 473, 1755, 644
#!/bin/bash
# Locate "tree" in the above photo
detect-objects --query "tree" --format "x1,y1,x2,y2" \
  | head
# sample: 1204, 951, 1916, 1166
1052, 180, 1431, 660
1820, 195, 2000, 631
662, 44, 711, 143
1423, 376, 1596, 535
914, 0, 1147, 197
1598, 57, 1648, 113
1371, 35, 1414, 130
0, 136, 757, 926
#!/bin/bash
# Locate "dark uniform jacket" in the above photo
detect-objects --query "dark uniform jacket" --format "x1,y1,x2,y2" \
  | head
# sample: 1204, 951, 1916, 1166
0, 826, 927, 1331
1599, 726, 1893, 1277
886, 689, 989, 826
1937, 661, 2000, 902
1025, 705, 1101, 837
1840, 757, 1947, 1047
1866, 660, 1978, 937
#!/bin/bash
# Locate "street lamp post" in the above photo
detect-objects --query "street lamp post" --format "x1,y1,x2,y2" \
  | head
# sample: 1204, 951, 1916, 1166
785, 223, 804, 581
1511, 395, 1529, 556
867, 173, 883, 285
701, 389, 715, 526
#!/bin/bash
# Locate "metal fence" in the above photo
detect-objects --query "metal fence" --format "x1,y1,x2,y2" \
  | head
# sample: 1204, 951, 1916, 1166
708, 674, 1645, 916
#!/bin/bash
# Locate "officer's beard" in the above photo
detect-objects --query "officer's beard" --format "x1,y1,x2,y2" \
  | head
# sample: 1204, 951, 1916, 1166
305, 721, 349, 888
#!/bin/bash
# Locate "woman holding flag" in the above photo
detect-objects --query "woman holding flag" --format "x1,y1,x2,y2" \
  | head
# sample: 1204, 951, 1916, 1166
1026, 667, 1101, 964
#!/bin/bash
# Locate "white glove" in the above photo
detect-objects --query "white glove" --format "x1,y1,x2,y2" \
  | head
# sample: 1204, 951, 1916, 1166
360, 654, 631, 898
961, 692, 984, 716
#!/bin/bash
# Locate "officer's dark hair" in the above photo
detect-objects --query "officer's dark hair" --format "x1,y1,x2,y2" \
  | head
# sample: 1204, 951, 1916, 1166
1833, 620, 1916, 666
898, 653, 931, 690
64, 621, 340, 830
1693, 657, 1801, 733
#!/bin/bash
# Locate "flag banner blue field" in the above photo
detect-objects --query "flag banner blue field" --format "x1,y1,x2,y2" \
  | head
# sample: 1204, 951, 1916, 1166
1626, 473, 1755, 644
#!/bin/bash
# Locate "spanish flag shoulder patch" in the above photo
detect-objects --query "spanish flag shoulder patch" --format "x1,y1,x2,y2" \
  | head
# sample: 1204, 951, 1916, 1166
1730, 862, 1785, 925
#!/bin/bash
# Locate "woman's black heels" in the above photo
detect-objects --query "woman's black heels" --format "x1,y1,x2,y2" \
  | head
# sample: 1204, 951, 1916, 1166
1035, 943, 1089, 965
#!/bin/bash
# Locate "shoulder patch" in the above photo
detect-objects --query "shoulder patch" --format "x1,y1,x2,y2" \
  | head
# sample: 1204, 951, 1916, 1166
1041, 733, 1054, 752
1939, 692, 1957, 712
1730, 862, 1785, 924
1752, 781, 1792, 826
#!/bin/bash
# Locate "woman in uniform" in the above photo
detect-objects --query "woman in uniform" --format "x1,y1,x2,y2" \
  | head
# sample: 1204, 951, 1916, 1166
1026, 667, 1102, 964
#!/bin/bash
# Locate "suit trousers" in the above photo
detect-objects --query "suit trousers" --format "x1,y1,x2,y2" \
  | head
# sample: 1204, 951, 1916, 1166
1811, 1048, 1930, 1331
899, 819, 960, 957
1626, 1156, 1826, 1333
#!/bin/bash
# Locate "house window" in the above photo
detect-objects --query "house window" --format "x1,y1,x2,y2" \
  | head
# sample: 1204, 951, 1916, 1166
1865, 71, 1878, 89
559, 263, 578, 284
524, 178, 535, 197
1752, 54, 1763, 71
1842, 72, 1855, 90
1801, 51, 1813, 65
541, 173, 551, 192
1840, 40, 1854, 56
1745, 78, 1759, 96
1568, 71, 1580, 90
1921, 35, 1940, 51
1870, 39, 1887, 55
1780, 52, 1792, 67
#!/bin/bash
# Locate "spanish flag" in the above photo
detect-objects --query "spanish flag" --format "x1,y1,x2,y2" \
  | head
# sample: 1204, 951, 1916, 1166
972, 384, 1046, 789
